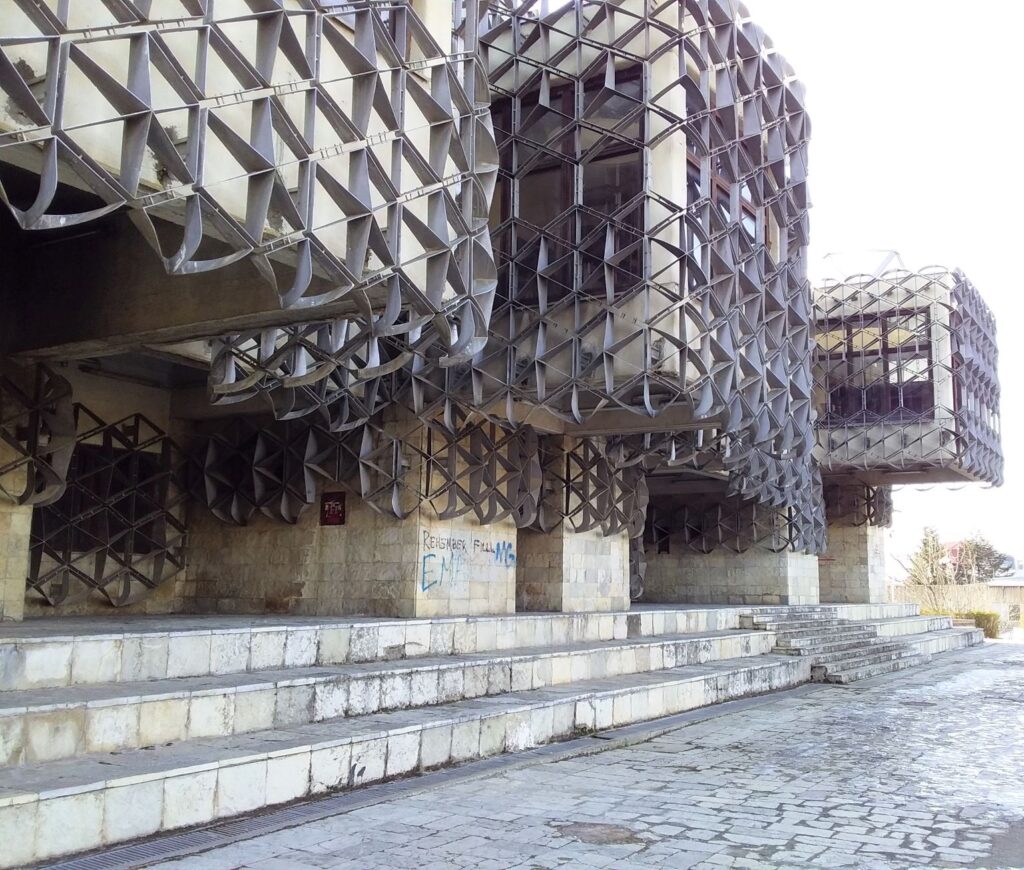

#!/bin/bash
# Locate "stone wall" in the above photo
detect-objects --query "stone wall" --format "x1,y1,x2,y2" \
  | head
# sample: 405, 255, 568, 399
819, 523, 887, 604
186, 483, 518, 618
0, 436, 31, 621
643, 535, 820, 605
0, 499, 30, 622
516, 526, 630, 613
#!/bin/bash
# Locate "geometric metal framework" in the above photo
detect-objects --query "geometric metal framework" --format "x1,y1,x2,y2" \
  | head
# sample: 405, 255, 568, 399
191, 411, 648, 540
0, 1, 496, 402
814, 267, 1002, 486
474, 0, 822, 552
0, 361, 75, 506
645, 482, 824, 557
0, 3, 1007, 610
823, 482, 893, 529
0, 0, 827, 579
27, 406, 187, 607
479, 3, 814, 426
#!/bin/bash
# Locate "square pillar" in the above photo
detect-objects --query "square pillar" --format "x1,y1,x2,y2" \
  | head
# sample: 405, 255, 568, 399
819, 523, 887, 604
0, 445, 32, 622
516, 525, 630, 613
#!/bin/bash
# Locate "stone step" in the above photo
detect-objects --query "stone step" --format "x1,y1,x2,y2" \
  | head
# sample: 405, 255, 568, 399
902, 626, 985, 656
740, 612, 842, 629
822, 654, 931, 685
0, 630, 772, 766
807, 641, 909, 665
827, 603, 920, 621
773, 625, 878, 646
743, 606, 844, 616
747, 617, 845, 632
0, 655, 810, 868
816, 626, 984, 685
0, 607, 742, 692
810, 646, 919, 680
867, 615, 954, 638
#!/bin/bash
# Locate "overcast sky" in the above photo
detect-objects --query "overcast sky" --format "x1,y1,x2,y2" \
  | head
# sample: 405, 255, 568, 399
750, 0, 1022, 573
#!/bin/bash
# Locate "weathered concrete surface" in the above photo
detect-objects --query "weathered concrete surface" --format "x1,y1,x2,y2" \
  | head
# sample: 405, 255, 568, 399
148, 640, 1024, 870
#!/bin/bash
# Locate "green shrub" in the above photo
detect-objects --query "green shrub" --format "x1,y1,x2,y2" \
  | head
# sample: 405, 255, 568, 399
959, 611, 1001, 639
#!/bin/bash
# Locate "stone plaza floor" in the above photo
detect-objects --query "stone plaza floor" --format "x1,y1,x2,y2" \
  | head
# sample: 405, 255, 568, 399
147, 640, 1024, 870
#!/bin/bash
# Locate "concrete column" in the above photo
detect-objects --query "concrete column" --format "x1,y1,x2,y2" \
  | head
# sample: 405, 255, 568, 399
0, 500, 30, 622
0, 446, 31, 622
643, 535, 820, 606
819, 523, 887, 604
516, 524, 630, 613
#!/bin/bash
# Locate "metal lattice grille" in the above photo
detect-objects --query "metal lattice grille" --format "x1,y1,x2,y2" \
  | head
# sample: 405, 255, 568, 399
27, 407, 187, 607
0, 1, 497, 390
814, 267, 1002, 485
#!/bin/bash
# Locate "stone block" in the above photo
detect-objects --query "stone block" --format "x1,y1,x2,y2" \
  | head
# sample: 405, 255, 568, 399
266, 752, 310, 804
209, 632, 250, 675
86, 703, 140, 752
72, 639, 122, 684
22, 643, 71, 689
120, 635, 169, 682
349, 626, 379, 663
347, 675, 381, 716
25, 709, 85, 762
313, 680, 348, 721
103, 780, 163, 843
35, 791, 104, 862
505, 711, 534, 751
0, 800, 38, 868
163, 769, 217, 829
420, 725, 452, 769
310, 743, 352, 793
138, 698, 188, 745
380, 671, 412, 710
350, 736, 386, 784
216, 759, 268, 817
0, 715, 24, 766
479, 714, 506, 756
284, 630, 318, 667
188, 693, 235, 738
249, 631, 287, 670
450, 719, 481, 761
233, 689, 276, 733
409, 668, 439, 706
318, 627, 351, 664
385, 730, 420, 776
166, 634, 212, 679
273, 684, 314, 728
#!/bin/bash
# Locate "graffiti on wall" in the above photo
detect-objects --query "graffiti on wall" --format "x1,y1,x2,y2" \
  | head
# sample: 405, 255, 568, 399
420, 531, 516, 593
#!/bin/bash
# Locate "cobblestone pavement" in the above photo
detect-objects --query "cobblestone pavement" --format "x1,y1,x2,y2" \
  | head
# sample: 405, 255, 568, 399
151, 642, 1024, 870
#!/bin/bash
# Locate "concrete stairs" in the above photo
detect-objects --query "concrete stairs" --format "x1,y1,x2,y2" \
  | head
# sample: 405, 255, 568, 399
740, 605, 984, 684
0, 608, 807, 867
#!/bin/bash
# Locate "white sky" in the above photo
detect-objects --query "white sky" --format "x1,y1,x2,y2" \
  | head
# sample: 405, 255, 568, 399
750, 0, 1023, 574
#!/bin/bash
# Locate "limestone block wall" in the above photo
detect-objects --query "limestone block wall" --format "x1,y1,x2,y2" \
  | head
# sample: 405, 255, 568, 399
0, 500, 30, 621
186, 483, 518, 619
643, 537, 820, 606
0, 438, 31, 621
516, 526, 630, 613
819, 523, 887, 604
413, 510, 518, 618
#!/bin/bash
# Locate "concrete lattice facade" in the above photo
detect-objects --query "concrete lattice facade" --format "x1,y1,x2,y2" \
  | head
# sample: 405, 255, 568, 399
0, 1, 1004, 616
